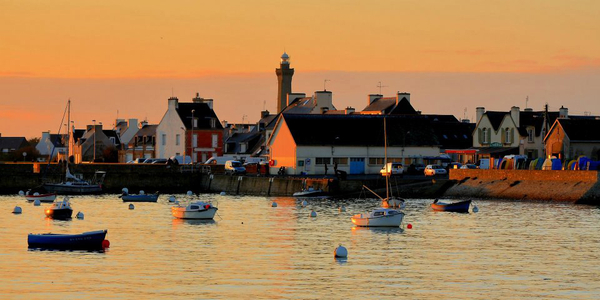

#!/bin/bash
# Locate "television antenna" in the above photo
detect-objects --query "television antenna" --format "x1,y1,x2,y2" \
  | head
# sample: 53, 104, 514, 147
324, 79, 330, 91
526, 95, 529, 108
377, 81, 388, 94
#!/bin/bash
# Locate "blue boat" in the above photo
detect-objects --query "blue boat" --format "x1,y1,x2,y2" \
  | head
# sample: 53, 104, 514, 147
431, 199, 472, 213
28, 230, 108, 250
121, 193, 159, 202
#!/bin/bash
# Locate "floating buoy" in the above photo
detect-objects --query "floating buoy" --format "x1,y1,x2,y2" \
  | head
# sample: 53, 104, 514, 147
102, 240, 110, 249
13, 206, 22, 214
76, 211, 84, 219
139, 190, 145, 195
33, 192, 40, 196
334, 244, 348, 258
339, 206, 346, 212
129, 204, 134, 210
310, 210, 317, 217
407, 223, 413, 229
220, 191, 226, 196
271, 202, 278, 207
187, 191, 193, 196
169, 195, 176, 202
18, 190, 24, 196
122, 187, 129, 194
473, 206, 479, 213
33, 199, 41, 206
301, 200, 308, 206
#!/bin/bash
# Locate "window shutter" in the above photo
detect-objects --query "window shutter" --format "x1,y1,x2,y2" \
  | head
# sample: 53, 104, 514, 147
510, 128, 515, 144
487, 128, 491, 143
478, 128, 482, 145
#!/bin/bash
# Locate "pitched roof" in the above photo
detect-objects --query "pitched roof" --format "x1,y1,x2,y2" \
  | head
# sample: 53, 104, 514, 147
389, 98, 417, 115
557, 118, 600, 141
281, 114, 439, 147
362, 97, 396, 114
0, 137, 28, 150
135, 124, 158, 137
48, 134, 67, 147
432, 121, 475, 149
177, 103, 223, 130
483, 111, 506, 131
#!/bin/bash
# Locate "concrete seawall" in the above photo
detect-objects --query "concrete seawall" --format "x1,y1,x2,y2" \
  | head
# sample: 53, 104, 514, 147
446, 169, 600, 204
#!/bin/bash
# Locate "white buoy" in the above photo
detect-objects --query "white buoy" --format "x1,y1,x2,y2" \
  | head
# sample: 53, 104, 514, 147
187, 191, 193, 196
33, 192, 40, 196
18, 190, 24, 196
310, 210, 317, 217
169, 195, 177, 202
271, 202, 278, 207
13, 206, 22, 214
334, 244, 348, 258
76, 211, 84, 219
139, 190, 144, 195
129, 204, 135, 210
301, 200, 308, 206
339, 206, 346, 212
220, 191, 226, 196
473, 206, 479, 213
122, 187, 129, 194
33, 199, 41, 206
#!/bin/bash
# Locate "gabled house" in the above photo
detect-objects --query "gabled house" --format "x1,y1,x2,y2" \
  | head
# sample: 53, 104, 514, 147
267, 114, 441, 175
72, 125, 122, 162
119, 122, 157, 162
36, 131, 68, 161
544, 118, 600, 161
0, 134, 29, 155
360, 92, 413, 115
114, 118, 140, 147
156, 94, 223, 163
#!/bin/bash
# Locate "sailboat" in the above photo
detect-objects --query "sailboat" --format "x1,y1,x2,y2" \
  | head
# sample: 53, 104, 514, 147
42, 100, 105, 195
351, 116, 405, 227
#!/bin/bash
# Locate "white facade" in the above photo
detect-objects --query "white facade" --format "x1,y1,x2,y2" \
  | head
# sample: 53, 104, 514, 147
119, 118, 139, 146
156, 97, 186, 159
36, 131, 67, 161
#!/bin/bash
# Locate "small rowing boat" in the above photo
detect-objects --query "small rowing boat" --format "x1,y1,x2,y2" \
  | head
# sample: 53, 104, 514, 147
431, 199, 472, 213
28, 230, 108, 250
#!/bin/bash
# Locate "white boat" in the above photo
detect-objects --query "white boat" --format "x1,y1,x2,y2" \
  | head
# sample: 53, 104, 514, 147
352, 117, 405, 227
292, 187, 328, 198
351, 208, 404, 227
171, 201, 218, 220
25, 192, 57, 203
45, 197, 74, 220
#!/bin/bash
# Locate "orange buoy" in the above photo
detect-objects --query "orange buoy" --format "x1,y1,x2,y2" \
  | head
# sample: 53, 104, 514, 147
102, 240, 110, 249
407, 224, 413, 229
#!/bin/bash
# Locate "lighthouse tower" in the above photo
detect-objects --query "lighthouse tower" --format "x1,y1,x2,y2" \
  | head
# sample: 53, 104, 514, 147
275, 52, 294, 113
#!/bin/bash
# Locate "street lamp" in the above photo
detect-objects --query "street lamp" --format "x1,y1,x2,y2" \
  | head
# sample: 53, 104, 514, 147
180, 126, 186, 164
191, 109, 195, 172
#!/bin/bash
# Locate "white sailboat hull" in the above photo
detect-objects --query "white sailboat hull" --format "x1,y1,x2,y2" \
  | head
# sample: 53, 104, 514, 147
171, 207, 217, 219
351, 213, 404, 227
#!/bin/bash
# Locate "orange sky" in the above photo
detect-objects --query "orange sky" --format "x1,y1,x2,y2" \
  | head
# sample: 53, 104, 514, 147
1, 0, 600, 138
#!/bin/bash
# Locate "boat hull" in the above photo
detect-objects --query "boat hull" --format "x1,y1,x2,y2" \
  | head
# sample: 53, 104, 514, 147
28, 230, 107, 250
172, 207, 218, 219
431, 200, 472, 213
45, 208, 73, 220
292, 190, 328, 198
122, 194, 159, 202
351, 213, 404, 227
43, 183, 103, 195
25, 193, 57, 202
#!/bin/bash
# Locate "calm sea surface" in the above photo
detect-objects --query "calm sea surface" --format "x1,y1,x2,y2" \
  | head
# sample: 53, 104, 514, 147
0, 194, 599, 299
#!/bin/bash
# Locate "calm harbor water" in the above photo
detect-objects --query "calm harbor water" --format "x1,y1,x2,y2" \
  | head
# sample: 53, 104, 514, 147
1, 194, 599, 299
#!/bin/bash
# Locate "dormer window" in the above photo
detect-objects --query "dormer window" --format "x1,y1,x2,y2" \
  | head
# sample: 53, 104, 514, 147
210, 118, 216, 128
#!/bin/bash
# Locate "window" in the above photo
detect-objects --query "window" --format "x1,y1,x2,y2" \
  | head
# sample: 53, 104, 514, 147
369, 157, 385, 165
527, 128, 534, 143
210, 118, 216, 128
109, 137, 116, 144
212, 134, 218, 148
193, 118, 198, 128
315, 157, 331, 165
162, 134, 166, 146
176, 134, 180, 146
505, 128, 511, 143
298, 160, 305, 167
333, 157, 348, 165
481, 128, 487, 144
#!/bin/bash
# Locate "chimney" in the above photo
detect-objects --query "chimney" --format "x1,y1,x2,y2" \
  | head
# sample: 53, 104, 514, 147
140, 120, 148, 128
510, 106, 520, 127
461, 119, 471, 123
222, 120, 228, 128
261, 110, 270, 119
524, 108, 533, 112
287, 93, 306, 106
314, 91, 333, 109
476, 107, 485, 123
168, 96, 179, 109
128, 118, 138, 129
192, 92, 202, 103
368, 94, 382, 105
559, 106, 568, 118
396, 92, 410, 104
345, 107, 355, 115
320, 107, 329, 114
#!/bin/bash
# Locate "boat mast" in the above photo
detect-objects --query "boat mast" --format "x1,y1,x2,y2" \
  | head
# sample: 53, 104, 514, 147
384, 117, 389, 200
66, 99, 70, 182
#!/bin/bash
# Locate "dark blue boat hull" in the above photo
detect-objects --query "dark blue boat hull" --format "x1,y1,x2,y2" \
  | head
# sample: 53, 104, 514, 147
28, 230, 107, 250
431, 200, 472, 213
45, 208, 73, 220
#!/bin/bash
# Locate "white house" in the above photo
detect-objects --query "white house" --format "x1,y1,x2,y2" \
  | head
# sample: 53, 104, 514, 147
36, 131, 67, 161
267, 114, 440, 175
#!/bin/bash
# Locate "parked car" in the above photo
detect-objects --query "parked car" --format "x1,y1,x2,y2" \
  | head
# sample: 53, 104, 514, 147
143, 158, 157, 164
151, 158, 168, 164
445, 162, 462, 171
132, 158, 147, 164
225, 160, 246, 175
460, 164, 479, 169
424, 165, 447, 176
380, 162, 404, 176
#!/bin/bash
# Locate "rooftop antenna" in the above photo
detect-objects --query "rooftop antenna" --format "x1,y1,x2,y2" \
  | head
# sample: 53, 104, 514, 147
171, 88, 174, 97
324, 79, 330, 91
377, 81, 388, 94
263, 100, 266, 111
526, 96, 529, 108
463, 107, 467, 120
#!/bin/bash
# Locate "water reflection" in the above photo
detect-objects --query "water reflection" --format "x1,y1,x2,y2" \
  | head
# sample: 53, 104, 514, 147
171, 218, 217, 227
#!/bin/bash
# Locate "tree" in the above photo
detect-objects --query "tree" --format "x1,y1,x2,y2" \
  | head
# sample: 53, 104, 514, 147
102, 146, 119, 162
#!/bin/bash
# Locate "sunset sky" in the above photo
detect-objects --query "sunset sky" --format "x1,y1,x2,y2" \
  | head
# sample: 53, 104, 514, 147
1, 0, 600, 138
